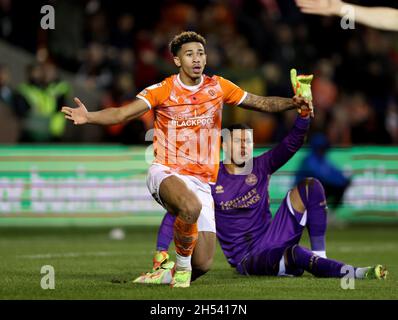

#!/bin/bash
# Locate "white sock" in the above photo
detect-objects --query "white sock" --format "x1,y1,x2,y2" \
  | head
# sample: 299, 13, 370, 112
176, 253, 192, 271
313, 250, 327, 258
355, 267, 370, 279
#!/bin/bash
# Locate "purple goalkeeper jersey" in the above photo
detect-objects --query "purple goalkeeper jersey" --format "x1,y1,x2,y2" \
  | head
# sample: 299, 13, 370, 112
211, 116, 310, 267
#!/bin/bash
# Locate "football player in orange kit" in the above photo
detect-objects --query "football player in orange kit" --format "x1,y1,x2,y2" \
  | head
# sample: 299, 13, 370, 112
62, 31, 312, 288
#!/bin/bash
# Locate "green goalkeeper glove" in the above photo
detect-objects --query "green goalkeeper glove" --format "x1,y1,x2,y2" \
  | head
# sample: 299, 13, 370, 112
290, 68, 314, 117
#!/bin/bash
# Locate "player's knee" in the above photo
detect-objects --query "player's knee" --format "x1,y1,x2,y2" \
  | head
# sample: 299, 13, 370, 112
192, 257, 213, 275
306, 177, 323, 189
191, 259, 212, 282
294, 177, 326, 209
178, 197, 202, 223
306, 178, 326, 201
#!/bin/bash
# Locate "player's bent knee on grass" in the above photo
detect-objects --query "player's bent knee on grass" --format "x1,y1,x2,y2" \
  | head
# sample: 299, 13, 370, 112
290, 177, 326, 213
192, 258, 213, 280
191, 231, 216, 280
192, 252, 214, 272
159, 175, 202, 223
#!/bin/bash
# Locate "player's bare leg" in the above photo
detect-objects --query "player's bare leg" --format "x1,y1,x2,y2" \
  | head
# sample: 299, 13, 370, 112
191, 231, 216, 281
159, 175, 202, 287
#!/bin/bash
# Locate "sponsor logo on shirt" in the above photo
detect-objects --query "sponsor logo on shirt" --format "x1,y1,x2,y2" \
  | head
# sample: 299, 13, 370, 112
215, 185, 224, 194
170, 110, 216, 128
139, 81, 165, 97
147, 81, 165, 90
170, 116, 215, 127
219, 188, 261, 210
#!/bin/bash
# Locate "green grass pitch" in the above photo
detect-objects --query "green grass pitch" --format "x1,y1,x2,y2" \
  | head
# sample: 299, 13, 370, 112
0, 224, 397, 299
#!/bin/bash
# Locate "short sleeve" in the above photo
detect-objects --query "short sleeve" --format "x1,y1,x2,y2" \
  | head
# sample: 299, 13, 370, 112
218, 76, 247, 106
136, 80, 169, 109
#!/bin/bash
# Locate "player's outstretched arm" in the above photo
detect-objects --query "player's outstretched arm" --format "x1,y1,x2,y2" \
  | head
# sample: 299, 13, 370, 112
61, 97, 149, 126
239, 93, 311, 114
295, 0, 344, 16
295, 0, 398, 31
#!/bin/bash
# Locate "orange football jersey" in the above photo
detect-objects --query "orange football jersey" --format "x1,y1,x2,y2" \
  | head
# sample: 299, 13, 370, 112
137, 74, 246, 184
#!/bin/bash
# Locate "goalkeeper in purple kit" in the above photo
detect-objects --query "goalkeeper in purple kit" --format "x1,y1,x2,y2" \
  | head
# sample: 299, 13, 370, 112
134, 70, 388, 284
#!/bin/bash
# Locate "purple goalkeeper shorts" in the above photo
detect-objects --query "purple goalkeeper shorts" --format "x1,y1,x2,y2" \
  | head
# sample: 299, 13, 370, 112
236, 191, 306, 276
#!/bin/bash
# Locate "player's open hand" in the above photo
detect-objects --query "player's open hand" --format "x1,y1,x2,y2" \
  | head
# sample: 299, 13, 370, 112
295, 0, 344, 16
61, 97, 89, 125
291, 69, 314, 118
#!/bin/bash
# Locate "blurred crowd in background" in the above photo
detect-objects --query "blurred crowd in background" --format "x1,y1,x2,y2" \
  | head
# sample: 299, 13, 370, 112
0, 0, 398, 145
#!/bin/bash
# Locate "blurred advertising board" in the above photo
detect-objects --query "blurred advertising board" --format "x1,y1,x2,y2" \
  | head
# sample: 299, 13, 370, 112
0, 145, 397, 225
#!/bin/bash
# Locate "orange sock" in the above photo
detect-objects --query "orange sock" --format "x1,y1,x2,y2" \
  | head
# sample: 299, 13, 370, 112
173, 215, 198, 257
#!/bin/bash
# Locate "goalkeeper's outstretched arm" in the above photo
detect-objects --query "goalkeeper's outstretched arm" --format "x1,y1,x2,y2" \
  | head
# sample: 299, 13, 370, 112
61, 97, 149, 126
295, 0, 398, 31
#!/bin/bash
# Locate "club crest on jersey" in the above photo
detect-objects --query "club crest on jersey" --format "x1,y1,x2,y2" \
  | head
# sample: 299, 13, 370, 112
245, 174, 258, 186
215, 185, 224, 194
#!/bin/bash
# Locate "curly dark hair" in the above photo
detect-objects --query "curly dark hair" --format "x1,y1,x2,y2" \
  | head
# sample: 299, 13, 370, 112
169, 31, 206, 57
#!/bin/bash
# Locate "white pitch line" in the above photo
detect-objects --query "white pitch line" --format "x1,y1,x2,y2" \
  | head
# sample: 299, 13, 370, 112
332, 243, 398, 253
17, 251, 127, 259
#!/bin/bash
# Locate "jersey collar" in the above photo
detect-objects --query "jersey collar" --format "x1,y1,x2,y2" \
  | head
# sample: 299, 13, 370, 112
177, 74, 204, 91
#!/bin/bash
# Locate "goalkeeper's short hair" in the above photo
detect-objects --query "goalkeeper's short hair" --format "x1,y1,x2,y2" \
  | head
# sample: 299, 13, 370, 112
222, 123, 252, 142
226, 123, 252, 131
